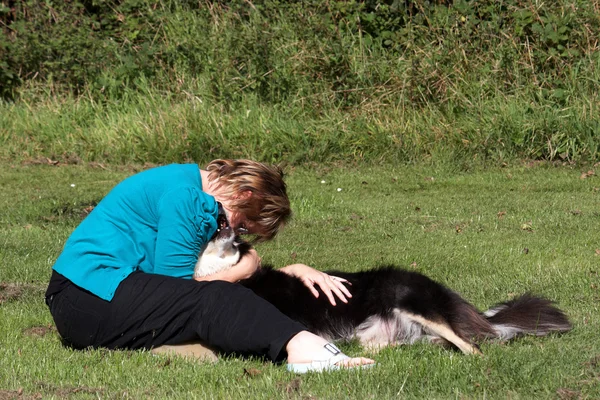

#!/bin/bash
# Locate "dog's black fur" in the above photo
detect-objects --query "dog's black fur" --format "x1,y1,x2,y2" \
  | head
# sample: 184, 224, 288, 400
240, 265, 571, 353
195, 223, 571, 354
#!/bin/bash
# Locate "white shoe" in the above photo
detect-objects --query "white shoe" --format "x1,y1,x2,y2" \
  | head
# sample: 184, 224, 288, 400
286, 343, 375, 374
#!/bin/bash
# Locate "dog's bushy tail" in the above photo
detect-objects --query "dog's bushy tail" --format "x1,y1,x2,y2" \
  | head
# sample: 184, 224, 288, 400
483, 293, 571, 340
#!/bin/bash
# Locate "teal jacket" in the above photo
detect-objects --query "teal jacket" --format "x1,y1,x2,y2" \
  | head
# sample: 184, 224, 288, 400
52, 164, 219, 301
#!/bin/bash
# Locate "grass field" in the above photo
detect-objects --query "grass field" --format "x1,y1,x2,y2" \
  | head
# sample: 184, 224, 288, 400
1, 161, 599, 399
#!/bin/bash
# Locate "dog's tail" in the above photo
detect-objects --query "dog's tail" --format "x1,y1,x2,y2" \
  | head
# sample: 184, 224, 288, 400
483, 293, 571, 340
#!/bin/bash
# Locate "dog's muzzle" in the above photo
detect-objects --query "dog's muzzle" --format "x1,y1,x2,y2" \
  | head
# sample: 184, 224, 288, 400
215, 225, 233, 240
212, 206, 233, 240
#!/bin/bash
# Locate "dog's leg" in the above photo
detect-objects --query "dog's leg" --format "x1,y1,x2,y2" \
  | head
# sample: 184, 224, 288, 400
425, 336, 455, 349
404, 313, 482, 355
151, 342, 218, 362
355, 315, 399, 350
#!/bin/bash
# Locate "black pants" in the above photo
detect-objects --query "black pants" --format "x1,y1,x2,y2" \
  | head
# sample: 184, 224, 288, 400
45, 271, 306, 362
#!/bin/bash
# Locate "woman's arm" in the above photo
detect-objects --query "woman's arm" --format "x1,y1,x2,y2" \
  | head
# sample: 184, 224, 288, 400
194, 248, 261, 283
153, 188, 218, 278
279, 263, 352, 306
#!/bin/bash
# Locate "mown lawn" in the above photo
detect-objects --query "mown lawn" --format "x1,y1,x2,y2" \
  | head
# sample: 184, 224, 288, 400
1, 162, 599, 399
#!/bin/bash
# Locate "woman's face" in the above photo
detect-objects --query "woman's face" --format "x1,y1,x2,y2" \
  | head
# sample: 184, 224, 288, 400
226, 209, 249, 234
219, 190, 257, 236
222, 206, 258, 237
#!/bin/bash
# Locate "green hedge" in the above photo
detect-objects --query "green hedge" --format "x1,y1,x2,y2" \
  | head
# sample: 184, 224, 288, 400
2, 0, 598, 104
2, 1, 599, 164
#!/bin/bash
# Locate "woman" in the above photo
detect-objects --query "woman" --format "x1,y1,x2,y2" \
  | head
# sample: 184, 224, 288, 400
45, 159, 374, 373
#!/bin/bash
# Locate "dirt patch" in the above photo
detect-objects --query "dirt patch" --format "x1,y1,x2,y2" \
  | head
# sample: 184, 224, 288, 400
0, 283, 45, 305
0, 389, 41, 400
556, 388, 581, 400
22, 325, 56, 338
0, 386, 106, 400
582, 354, 600, 376
20, 153, 83, 166
20, 157, 61, 166
35, 383, 104, 398
243, 368, 262, 378
0, 283, 25, 304
40, 200, 99, 222
277, 378, 302, 395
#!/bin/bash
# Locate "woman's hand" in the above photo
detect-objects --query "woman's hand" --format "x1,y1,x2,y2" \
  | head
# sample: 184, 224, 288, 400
195, 248, 261, 283
279, 263, 352, 306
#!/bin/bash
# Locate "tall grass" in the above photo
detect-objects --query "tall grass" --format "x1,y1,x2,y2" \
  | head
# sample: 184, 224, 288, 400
2, 81, 599, 165
1, 1, 599, 165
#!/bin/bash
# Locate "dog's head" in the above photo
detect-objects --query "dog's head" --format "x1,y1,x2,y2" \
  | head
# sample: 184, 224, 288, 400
193, 205, 243, 278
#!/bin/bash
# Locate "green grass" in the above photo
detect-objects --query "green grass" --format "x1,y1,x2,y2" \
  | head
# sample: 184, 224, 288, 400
1, 162, 599, 399
2, 84, 599, 166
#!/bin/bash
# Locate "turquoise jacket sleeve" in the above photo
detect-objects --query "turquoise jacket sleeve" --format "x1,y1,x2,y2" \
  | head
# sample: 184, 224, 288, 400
153, 187, 219, 278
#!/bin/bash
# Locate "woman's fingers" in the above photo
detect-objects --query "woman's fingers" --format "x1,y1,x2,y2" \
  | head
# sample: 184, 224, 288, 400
302, 278, 321, 299
330, 276, 352, 299
280, 264, 353, 306
312, 274, 351, 306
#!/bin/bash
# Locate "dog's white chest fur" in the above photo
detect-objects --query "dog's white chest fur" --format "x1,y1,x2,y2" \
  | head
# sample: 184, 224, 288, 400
194, 235, 241, 278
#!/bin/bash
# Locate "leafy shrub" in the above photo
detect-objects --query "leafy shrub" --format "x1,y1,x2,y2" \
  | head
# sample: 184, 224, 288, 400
1, 1, 598, 102
1, 1, 599, 163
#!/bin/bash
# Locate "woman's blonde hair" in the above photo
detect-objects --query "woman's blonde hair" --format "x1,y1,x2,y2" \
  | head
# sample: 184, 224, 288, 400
206, 159, 291, 242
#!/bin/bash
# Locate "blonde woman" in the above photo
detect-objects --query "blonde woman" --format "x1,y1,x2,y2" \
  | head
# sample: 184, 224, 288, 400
46, 159, 374, 373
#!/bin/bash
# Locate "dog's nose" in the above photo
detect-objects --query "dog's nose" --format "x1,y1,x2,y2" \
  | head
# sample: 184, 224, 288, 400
216, 226, 233, 240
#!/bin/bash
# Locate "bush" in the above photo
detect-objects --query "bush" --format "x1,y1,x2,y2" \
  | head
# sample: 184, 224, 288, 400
1, 1, 598, 103
1, 1, 599, 164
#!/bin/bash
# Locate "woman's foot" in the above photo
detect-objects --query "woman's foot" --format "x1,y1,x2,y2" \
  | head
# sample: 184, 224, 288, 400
285, 331, 375, 372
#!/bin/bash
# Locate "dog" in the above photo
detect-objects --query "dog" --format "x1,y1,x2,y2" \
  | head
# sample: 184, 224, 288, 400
240, 266, 571, 354
193, 209, 241, 279
193, 220, 571, 355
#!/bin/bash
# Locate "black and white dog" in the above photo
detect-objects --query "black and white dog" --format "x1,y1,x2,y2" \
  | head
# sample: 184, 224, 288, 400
195, 216, 571, 354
